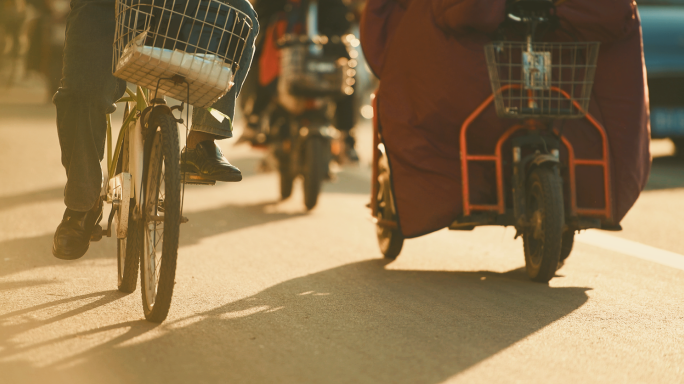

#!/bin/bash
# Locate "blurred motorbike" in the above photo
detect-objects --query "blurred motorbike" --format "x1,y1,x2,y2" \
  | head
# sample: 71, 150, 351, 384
255, 0, 354, 210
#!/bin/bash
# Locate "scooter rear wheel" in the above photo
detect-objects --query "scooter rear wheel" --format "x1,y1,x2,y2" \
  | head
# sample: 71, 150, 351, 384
376, 152, 403, 260
279, 159, 294, 200
523, 166, 564, 283
302, 137, 328, 210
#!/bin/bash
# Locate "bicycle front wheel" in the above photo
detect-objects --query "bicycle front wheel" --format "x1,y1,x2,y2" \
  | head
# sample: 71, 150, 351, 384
140, 113, 181, 323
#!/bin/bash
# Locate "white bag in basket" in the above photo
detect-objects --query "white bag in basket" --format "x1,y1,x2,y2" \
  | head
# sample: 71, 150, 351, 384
115, 32, 234, 107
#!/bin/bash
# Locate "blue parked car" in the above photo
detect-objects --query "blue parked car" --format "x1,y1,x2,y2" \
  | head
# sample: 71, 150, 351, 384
640, 0, 684, 156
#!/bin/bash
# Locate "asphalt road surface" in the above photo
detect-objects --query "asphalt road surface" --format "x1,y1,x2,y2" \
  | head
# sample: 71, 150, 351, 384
1, 84, 683, 384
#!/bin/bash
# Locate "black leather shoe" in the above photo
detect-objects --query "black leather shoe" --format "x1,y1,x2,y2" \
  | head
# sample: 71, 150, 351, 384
52, 205, 102, 260
181, 140, 242, 182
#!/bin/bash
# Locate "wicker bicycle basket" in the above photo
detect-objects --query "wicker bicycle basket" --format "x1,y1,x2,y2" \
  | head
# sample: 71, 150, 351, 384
484, 41, 600, 119
113, 0, 253, 108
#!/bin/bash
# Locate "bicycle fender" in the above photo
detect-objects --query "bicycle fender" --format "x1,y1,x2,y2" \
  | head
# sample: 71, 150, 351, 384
141, 105, 174, 135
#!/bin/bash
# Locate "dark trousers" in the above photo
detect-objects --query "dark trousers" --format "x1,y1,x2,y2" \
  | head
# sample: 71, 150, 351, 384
54, 0, 258, 212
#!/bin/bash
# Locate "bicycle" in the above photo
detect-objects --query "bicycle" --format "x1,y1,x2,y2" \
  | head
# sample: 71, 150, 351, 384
93, 0, 253, 322
371, 0, 611, 283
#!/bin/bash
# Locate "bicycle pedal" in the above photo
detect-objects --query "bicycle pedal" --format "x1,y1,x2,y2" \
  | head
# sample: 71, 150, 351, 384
90, 225, 104, 242
182, 172, 216, 186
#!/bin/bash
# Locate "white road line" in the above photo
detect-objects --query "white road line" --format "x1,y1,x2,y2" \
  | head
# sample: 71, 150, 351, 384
576, 230, 684, 271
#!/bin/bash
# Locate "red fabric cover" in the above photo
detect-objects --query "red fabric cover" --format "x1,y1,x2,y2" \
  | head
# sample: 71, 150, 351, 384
259, 21, 287, 86
361, 0, 650, 238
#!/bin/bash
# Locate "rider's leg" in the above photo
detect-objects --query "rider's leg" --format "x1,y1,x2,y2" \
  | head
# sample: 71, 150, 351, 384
335, 92, 359, 162
52, 0, 125, 260
238, 79, 278, 144
183, 0, 259, 181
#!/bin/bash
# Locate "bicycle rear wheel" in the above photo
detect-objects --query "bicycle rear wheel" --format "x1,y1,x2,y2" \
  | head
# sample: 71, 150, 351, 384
116, 127, 141, 293
140, 113, 181, 323
117, 210, 142, 293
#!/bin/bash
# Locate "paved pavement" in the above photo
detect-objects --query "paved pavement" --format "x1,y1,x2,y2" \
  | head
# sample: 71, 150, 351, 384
1, 83, 683, 384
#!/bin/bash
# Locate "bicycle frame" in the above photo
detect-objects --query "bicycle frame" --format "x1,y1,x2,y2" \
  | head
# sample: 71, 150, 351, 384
102, 85, 151, 239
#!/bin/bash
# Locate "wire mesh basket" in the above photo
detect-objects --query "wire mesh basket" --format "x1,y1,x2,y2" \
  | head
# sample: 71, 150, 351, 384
113, 0, 253, 108
278, 39, 351, 99
484, 41, 600, 119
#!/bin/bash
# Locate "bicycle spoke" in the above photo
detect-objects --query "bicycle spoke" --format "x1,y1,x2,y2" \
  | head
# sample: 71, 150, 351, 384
154, 231, 163, 249
160, 168, 166, 202
155, 253, 163, 285
144, 142, 165, 296
150, 158, 166, 288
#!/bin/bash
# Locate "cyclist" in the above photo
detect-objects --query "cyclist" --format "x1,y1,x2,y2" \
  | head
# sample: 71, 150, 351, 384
52, 0, 259, 260
360, 0, 650, 238
240, 0, 359, 161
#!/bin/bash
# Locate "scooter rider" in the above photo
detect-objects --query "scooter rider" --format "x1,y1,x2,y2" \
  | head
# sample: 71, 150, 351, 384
240, 0, 358, 160
52, 0, 259, 260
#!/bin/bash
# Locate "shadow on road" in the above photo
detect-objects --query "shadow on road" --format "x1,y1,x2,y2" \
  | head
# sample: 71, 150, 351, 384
0, 259, 589, 384
0, 279, 54, 291
0, 152, 370, 218
0, 290, 135, 355
178, 201, 305, 248
645, 156, 684, 191
0, 186, 64, 212
323, 168, 371, 195
0, 201, 303, 279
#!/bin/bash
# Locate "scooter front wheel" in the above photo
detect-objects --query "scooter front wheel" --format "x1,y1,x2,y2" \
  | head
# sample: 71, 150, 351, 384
522, 166, 564, 283
560, 229, 575, 263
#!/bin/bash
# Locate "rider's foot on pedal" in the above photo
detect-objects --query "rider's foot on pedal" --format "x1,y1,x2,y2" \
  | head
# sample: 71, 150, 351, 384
181, 140, 242, 182
52, 204, 102, 260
